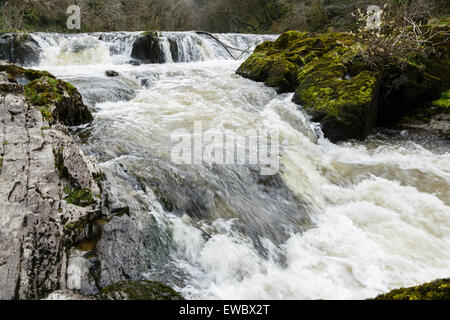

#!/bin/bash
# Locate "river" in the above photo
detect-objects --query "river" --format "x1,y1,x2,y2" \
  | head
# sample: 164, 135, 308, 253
24, 31, 450, 299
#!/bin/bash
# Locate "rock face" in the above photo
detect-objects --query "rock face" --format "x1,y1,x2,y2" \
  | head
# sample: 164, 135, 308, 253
237, 30, 449, 141
373, 279, 450, 300
131, 32, 166, 64
0, 62, 101, 299
0, 33, 42, 66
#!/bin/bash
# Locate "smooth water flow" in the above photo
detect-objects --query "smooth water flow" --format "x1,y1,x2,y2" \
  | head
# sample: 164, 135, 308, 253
28, 31, 449, 299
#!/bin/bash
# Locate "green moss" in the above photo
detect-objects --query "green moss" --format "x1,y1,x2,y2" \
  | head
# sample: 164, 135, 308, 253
0, 64, 53, 82
53, 147, 69, 179
64, 218, 88, 232
63, 186, 94, 207
237, 31, 355, 94
293, 46, 379, 141
2, 141, 8, 146
432, 90, 450, 109
373, 279, 450, 300
98, 280, 184, 300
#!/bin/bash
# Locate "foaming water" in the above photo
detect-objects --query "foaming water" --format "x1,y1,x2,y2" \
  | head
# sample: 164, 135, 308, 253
31, 32, 450, 299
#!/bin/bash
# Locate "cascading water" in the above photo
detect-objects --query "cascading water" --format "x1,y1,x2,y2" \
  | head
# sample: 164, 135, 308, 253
21, 31, 450, 299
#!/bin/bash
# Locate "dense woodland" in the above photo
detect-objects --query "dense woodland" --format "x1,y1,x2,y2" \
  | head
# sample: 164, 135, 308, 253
0, 0, 449, 34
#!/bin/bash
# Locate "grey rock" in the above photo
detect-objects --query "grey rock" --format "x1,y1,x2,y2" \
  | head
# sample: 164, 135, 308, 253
0, 62, 101, 299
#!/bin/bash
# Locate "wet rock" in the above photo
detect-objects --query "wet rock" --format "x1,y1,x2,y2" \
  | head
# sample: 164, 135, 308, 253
68, 76, 138, 106
131, 33, 166, 64
0, 34, 15, 62
0, 33, 42, 66
128, 59, 141, 66
13, 34, 42, 66
169, 38, 179, 62
105, 70, 119, 77
97, 280, 184, 300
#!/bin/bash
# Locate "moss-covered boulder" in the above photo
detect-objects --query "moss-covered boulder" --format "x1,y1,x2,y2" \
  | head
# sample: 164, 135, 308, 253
293, 46, 380, 141
131, 32, 166, 64
97, 280, 184, 300
237, 29, 449, 141
373, 279, 450, 300
0, 64, 93, 126
237, 31, 354, 94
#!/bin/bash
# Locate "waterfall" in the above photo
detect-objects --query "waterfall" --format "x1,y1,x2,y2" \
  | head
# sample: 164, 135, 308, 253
3, 31, 277, 67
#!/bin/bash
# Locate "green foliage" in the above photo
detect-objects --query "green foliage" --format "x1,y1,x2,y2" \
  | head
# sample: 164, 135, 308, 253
432, 90, 450, 109
374, 279, 450, 300
63, 186, 94, 207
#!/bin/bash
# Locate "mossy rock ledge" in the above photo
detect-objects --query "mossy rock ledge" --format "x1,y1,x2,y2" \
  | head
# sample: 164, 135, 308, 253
0, 63, 93, 126
373, 279, 450, 300
237, 30, 449, 142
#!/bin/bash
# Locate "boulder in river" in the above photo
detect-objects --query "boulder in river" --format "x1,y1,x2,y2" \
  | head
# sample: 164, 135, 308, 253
131, 32, 166, 64
237, 29, 450, 141
105, 70, 119, 77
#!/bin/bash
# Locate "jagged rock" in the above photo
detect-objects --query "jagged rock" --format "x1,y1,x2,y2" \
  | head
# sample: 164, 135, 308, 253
0, 62, 101, 299
0, 33, 42, 66
131, 33, 165, 64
